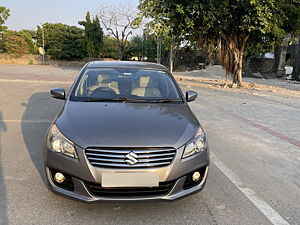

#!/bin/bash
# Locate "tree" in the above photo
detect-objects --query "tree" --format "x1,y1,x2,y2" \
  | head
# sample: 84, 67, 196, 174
2, 31, 29, 56
282, 1, 300, 80
79, 12, 104, 58
19, 30, 39, 54
97, 0, 141, 60
142, 34, 156, 61
1, 29, 38, 55
0, 6, 10, 52
0, 6, 9, 31
293, 38, 300, 80
272, 1, 300, 77
101, 35, 119, 58
129, 33, 157, 61
130, 35, 143, 60
139, 0, 300, 87
37, 23, 86, 60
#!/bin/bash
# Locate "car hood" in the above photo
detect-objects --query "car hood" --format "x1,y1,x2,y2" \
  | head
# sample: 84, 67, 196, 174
55, 102, 199, 149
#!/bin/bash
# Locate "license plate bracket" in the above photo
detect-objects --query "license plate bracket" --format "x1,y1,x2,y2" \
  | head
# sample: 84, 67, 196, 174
101, 172, 159, 187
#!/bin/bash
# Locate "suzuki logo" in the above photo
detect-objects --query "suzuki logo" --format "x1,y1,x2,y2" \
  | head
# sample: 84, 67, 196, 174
125, 151, 139, 165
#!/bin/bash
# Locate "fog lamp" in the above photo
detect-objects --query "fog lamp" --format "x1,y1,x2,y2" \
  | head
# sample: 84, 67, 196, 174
192, 171, 201, 182
54, 172, 65, 183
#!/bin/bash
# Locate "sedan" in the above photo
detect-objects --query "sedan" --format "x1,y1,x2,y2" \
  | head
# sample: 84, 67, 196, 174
44, 61, 209, 202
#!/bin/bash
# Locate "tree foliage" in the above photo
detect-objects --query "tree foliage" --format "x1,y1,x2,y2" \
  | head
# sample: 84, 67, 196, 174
129, 35, 143, 60
129, 34, 156, 61
19, 30, 39, 54
0, 6, 10, 31
0, 6, 10, 52
101, 35, 119, 58
37, 23, 86, 60
79, 12, 103, 58
2, 30, 38, 55
2, 31, 29, 56
139, 0, 300, 86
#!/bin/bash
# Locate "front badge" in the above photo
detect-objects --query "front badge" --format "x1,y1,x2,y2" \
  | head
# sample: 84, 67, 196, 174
125, 151, 139, 165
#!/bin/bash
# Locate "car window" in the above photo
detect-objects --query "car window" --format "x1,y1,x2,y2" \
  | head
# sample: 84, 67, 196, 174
71, 68, 182, 102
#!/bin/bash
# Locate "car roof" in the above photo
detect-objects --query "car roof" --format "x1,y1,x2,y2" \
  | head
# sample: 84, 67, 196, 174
86, 61, 169, 71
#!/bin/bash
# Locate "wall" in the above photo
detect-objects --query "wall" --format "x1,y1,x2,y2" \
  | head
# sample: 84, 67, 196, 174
0, 54, 116, 67
0, 54, 41, 65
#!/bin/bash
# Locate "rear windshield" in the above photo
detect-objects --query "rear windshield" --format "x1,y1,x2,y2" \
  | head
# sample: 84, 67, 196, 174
70, 68, 183, 102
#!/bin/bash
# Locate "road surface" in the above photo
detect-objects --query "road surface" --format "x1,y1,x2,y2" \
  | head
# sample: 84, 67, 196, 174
0, 64, 299, 225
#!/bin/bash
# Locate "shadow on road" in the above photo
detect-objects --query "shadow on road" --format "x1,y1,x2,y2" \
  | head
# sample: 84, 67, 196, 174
21, 92, 63, 185
0, 112, 8, 225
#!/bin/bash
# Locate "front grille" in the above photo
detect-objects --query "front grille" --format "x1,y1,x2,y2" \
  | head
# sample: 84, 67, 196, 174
85, 147, 176, 168
85, 180, 175, 197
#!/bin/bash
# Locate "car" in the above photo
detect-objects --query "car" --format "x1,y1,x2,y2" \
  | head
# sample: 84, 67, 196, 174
43, 61, 209, 202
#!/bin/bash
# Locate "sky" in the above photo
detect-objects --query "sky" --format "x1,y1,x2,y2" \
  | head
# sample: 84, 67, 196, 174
1, 0, 139, 31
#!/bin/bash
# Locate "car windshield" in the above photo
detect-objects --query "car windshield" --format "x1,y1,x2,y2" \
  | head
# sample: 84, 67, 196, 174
71, 68, 183, 102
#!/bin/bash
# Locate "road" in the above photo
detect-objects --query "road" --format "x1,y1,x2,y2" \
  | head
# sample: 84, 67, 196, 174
0, 64, 299, 225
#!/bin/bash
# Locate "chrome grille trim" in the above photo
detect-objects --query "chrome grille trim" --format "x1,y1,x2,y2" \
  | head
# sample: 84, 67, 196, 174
89, 161, 171, 168
85, 147, 176, 168
85, 148, 175, 154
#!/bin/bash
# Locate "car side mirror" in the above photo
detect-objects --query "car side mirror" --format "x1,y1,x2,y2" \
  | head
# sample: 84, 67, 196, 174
186, 91, 197, 102
50, 88, 66, 100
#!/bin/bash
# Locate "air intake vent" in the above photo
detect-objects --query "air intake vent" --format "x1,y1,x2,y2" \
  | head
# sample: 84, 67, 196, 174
85, 180, 175, 197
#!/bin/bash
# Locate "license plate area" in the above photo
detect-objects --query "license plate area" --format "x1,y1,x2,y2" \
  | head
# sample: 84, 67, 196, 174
101, 172, 159, 187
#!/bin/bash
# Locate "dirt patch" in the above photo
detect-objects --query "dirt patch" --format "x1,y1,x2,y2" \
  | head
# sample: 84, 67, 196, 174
174, 75, 300, 97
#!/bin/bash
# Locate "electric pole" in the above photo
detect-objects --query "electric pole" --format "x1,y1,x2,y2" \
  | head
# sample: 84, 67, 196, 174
169, 35, 174, 73
41, 24, 45, 65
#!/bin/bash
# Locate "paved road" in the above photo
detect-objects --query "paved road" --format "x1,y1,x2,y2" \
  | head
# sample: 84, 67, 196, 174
0, 64, 299, 225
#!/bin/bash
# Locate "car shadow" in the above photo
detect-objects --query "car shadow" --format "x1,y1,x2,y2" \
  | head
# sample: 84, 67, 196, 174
0, 112, 8, 225
21, 92, 63, 185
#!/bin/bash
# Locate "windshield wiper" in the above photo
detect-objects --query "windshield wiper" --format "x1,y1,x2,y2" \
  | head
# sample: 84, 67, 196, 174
80, 98, 127, 102
149, 99, 182, 103
80, 98, 148, 102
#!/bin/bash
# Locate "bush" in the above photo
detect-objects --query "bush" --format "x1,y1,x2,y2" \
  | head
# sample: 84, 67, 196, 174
2, 33, 30, 57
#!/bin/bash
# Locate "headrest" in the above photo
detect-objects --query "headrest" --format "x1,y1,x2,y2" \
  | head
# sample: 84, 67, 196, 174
98, 74, 111, 83
139, 76, 157, 88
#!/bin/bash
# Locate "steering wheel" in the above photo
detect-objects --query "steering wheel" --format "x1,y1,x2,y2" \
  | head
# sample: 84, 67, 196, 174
90, 86, 116, 97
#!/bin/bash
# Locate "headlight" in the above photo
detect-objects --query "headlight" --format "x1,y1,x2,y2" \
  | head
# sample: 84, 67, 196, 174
47, 124, 78, 159
182, 127, 207, 158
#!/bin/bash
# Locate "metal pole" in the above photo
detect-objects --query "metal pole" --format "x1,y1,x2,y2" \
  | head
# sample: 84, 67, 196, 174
141, 34, 144, 61
169, 35, 174, 73
157, 36, 162, 64
0, 31, 3, 52
159, 37, 162, 64
42, 24, 45, 65
157, 36, 160, 64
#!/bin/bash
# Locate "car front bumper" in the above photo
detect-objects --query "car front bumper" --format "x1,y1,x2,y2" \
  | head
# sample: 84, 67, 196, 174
43, 144, 209, 202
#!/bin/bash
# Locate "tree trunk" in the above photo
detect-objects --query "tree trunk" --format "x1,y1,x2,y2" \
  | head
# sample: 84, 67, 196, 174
232, 54, 243, 87
229, 35, 246, 87
292, 36, 300, 80
206, 32, 248, 87
118, 47, 123, 60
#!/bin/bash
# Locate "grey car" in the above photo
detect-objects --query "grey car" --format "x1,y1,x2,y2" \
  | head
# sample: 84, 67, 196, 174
44, 61, 209, 202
